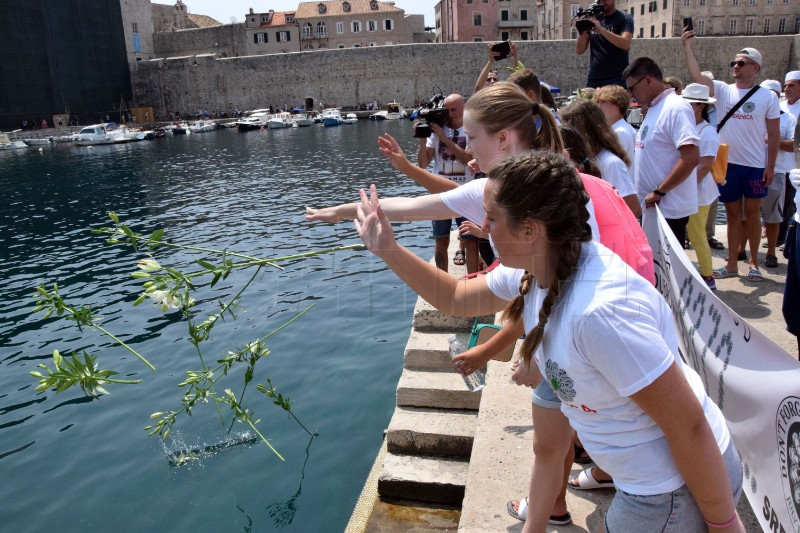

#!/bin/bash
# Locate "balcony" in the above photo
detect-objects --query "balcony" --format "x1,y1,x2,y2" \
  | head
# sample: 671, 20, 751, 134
301, 32, 329, 39
498, 19, 534, 28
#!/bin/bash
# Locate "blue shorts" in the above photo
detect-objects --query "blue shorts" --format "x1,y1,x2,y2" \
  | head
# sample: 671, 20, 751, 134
605, 441, 742, 532
718, 163, 767, 203
431, 217, 468, 239
530, 380, 561, 409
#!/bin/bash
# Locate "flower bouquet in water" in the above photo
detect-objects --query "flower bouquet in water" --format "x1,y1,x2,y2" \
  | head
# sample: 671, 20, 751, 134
30, 212, 363, 459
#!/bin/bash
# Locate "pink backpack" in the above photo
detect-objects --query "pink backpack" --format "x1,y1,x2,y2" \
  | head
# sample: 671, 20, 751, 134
579, 173, 655, 286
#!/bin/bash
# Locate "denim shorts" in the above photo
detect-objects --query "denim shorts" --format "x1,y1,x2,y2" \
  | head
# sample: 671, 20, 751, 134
530, 379, 561, 409
431, 217, 468, 239
718, 163, 767, 203
605, 441, 743, 532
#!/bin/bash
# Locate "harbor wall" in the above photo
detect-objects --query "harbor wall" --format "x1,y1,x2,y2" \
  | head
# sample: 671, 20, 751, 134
131, 35, 800, 118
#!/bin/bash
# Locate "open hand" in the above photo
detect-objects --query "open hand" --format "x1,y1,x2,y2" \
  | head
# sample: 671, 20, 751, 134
354, 185, 397, 257
459, 220, 488, 240
378, 133, 411, 173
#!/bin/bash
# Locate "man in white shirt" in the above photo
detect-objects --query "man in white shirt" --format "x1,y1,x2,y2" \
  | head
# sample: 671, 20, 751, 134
683, 35, 780, 281
622, 57, 700, 243
779, 70, 800, 248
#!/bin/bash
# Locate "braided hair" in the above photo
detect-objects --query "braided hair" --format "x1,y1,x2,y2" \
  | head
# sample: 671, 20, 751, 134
489, 151, 592, 362
464, 82, 564, 154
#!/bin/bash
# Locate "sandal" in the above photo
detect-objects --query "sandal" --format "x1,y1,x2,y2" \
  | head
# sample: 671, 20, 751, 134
747, 267, 763, 282
712, 266, 737, 279
708, 237, 725, 250
765, 254, 779, 268
506, 497, 572, 525
453, 250, 465, 266
574, 444, 593, 465
568, 467, 616, 490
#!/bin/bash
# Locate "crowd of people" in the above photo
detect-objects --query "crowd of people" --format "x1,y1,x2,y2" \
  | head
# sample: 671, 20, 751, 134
305, 1, 799, 528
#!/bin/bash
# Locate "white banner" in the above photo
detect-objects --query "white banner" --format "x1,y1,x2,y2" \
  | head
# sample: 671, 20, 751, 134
643, 208, 800, 533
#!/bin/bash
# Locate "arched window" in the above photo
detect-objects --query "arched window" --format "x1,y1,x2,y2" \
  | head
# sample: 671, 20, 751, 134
317, 21, 327, 37
302, 22, 313, 38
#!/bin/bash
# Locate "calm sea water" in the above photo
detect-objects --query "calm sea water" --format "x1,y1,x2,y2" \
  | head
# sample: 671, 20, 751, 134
0, 121, 433, 532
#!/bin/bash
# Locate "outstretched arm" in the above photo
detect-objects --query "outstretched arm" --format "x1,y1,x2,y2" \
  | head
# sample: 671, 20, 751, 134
474, 43, 499, 94
681, 30, 714, 93
378, 133, 459, 193
355, 185, 507, 317
306, 193, 459, 223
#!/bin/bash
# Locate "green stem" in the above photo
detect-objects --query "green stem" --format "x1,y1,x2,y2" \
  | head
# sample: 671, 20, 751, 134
92, 324, 156, 371
246, 419, 284, 461
288, 409, 316, 437
104, 378, 143, 384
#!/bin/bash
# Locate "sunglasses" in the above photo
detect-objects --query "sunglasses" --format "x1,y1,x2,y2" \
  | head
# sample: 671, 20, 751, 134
730, 60, 755, 67
487, 77, 498, 82
627, 75, 650, 93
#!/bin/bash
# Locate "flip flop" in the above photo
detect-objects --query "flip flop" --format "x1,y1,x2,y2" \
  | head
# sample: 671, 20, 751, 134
506, 497, 572, 525
747, 267, 763, 282
453, 250, 465, 266
568, 467, 616, 490
574, 444, 593, 465
712, 266, 737, 279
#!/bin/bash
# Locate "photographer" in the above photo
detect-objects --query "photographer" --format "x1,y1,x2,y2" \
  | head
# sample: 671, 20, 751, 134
474, 41, 520, 94
575, 0, 633, 88
416, 94, 479, 273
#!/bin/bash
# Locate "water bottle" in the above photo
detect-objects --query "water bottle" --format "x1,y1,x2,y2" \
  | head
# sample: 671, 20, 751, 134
448, 335, 485, 392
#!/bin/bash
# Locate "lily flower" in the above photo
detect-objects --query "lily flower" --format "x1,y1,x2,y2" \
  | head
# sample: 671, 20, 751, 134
137, 257, 162, 272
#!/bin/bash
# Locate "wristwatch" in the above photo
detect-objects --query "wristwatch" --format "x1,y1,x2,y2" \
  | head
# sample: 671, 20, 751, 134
653, 188, 666, 197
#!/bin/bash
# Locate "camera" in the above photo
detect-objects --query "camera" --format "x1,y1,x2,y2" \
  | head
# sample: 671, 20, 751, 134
413, 93, 450, 139
574, 2, 605, 34
490, 40, 511, 61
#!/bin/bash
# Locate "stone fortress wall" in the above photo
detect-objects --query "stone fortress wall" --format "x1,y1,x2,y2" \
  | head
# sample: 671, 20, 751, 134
131, 35, 800, 118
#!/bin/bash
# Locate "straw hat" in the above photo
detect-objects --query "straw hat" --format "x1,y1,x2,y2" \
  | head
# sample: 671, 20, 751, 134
681, 83, 716, 104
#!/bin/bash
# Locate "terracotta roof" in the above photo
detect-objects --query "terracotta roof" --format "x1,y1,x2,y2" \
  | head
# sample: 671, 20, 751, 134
260, 11, 296, 26
295, 0, 403, 18
187, 13, 222, 28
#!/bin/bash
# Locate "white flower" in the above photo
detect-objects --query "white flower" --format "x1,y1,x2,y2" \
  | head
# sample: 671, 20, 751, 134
137, 258, 162, 272
146, 289, 180, 311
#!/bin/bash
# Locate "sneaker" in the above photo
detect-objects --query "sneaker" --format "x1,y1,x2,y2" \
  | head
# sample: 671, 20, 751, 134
704, 276, 717, 291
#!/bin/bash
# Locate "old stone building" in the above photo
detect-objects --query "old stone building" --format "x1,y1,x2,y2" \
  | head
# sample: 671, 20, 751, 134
121, 0, 156, 62
151, 0, 222, 32
294, 0, 426, 49
244, 9, 300, 55
434, 0, 500, 42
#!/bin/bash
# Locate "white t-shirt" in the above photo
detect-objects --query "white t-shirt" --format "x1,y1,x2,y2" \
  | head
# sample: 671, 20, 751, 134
612, 117, 636, 184
776, 111, 797, 174
696, 121, 721, 207
635, 89, 699, 219
781, 98, 800, 120
485, 241, 731, 496
425, 126, 474, 184
595, 148, 635, 198
712, 81, 781, 168
440, 178, 601, 243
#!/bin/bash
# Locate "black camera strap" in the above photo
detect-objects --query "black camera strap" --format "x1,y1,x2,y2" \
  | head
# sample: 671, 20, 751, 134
716, 85, 760, 133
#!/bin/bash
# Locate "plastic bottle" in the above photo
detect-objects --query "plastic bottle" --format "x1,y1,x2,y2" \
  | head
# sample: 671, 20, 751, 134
448, 335, 485, 392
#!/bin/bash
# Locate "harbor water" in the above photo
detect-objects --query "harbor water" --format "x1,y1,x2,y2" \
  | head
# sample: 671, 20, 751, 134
0, 121, 433, 532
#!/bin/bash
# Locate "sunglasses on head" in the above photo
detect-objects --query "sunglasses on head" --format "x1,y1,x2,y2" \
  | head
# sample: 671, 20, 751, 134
730, 60, 755, 67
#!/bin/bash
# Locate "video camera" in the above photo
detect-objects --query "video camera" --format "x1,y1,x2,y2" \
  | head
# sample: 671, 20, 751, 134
413, 93, 449, 139
574, 2, 605, 34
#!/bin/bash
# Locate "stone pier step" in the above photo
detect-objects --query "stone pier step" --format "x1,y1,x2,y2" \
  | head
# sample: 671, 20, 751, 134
404, 330, 473, 371
411, 297, 494, 333
386, 406, 478, 457
396, 368, 482, 410
378, 452, 469, 505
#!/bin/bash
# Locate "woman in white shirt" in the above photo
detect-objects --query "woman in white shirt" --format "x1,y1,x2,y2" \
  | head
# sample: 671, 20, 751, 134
559, 99, 641, 218
353, 151, 743, 533
682, 83, 721, 290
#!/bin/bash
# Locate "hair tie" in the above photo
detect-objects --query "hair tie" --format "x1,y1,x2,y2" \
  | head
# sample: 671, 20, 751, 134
531, 102, 540, 116
582, 157, 590, 164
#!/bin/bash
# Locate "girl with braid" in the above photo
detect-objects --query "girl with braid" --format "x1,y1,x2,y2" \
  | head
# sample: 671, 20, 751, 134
354, 151, 743, 533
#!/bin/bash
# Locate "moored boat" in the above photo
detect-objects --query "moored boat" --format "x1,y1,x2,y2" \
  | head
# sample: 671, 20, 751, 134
22, 137, 52, 146
343, 113, 358, 124
292, 113, 314, 127
321, 108, 343, 127
74, 124, 126, 146
267, 112, 293, 129
385, 102, 406, 120
236, 111, 271, 131
188, 120, 217, 133
0, 133, 27, 150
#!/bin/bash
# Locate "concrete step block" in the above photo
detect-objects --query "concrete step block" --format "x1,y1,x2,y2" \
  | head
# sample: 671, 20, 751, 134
411, 297, 480, 332
396, 368, 482, 410
404, 330, 472, 371
378, 452, 469, 505
386, 406, 478, 457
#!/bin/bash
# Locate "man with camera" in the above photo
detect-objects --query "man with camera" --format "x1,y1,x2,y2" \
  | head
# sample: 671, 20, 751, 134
416, 94, 478, 273
575, 0, 634, 88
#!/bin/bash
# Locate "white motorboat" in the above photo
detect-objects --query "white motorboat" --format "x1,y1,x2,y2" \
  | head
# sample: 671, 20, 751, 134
369, 111, 387, 121
343, 113, 358, 124
0, 133, 27, 150
188, 120, 217, 133
267, 112, 293, 129
321, 108, 343, 127
74, 124, 126, 146
292, 114, 314, 127
236, 111, 271, 131
385, 102, 406, 120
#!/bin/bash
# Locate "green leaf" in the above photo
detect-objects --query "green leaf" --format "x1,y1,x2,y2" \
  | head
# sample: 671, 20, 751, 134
149, 229, 164, 242
195, 260, 217, 271
108, 212, 119, 223
131, 272, 151, 279
53, 350, 63, 368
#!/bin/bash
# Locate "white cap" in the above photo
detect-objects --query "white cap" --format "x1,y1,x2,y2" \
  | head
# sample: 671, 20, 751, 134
700, 71, 715, 80
760, 79, 782, 95
786, 71, 800, 83
737, 47, 762, 66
